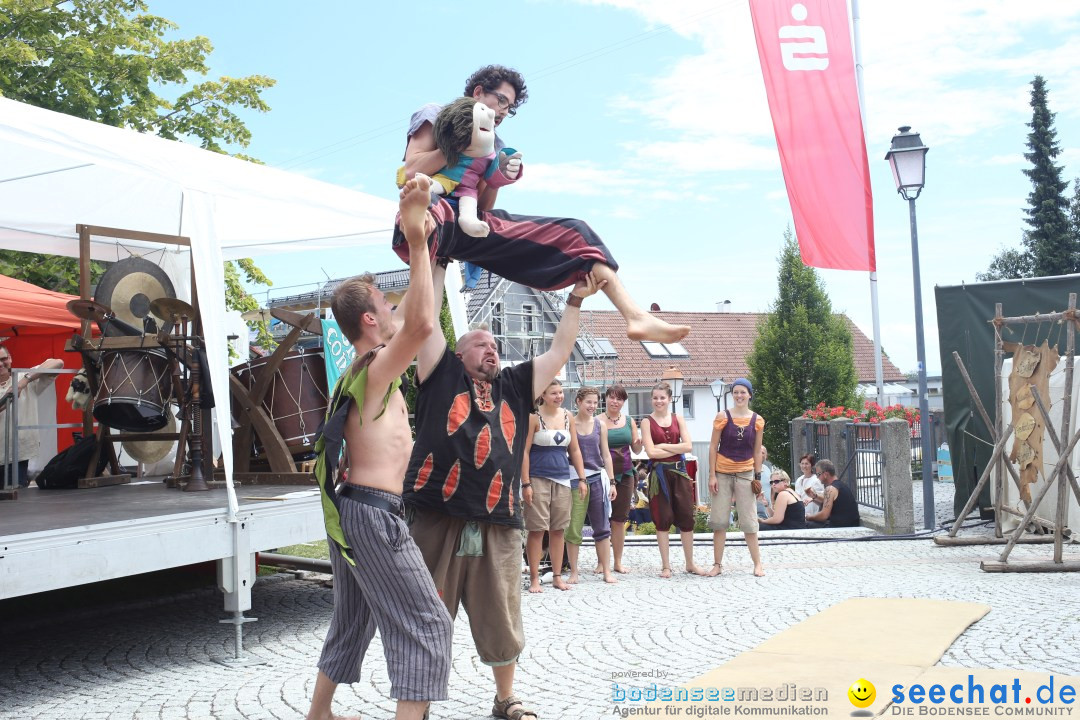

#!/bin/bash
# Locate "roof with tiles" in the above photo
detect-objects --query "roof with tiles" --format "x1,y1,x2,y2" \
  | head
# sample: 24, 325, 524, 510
578, 310, 905, 387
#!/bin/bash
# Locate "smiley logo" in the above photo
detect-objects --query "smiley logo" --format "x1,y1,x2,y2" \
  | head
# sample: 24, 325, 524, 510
848, 678, 876, 708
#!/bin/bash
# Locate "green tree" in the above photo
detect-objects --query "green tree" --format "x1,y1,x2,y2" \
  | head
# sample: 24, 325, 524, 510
0, 0, 275, 340
746, 229, 859, 472
980, 76, 1079, 280
1069, 177, 1080, 244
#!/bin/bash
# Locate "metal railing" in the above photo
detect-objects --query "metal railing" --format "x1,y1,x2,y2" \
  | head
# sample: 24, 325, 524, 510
847, 423, 884, 510
791, 416, 931, 512
2, 368, 85, 493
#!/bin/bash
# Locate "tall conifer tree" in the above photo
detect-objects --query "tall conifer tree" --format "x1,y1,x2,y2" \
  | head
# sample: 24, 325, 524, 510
746, 229, 858, 472
980, 76, 1079, 279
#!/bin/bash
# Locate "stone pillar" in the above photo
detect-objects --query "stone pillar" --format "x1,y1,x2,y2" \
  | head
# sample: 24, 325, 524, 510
881, 418, 915, 535
788, 417, 809, 477
829, 418, 852, 489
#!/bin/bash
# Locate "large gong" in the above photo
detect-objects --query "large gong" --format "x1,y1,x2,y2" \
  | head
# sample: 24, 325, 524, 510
94, 257, 176, 335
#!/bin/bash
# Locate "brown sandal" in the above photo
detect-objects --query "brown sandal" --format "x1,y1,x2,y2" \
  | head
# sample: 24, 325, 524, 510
492, 693, 539, 720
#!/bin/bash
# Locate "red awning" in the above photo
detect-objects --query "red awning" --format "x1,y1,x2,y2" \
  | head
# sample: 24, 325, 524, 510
0, 274, 82, 335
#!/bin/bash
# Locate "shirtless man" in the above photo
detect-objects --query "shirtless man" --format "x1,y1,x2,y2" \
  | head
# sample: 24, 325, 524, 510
305, 175, 452, 720
393, 64, 689, 344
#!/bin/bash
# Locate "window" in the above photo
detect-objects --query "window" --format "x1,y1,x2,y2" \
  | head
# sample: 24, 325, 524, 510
521, 303, 539, 334
491, 302, 504, 337
682, 393, 694, 419
641, 341, 689, 358
579, 337, 617, 359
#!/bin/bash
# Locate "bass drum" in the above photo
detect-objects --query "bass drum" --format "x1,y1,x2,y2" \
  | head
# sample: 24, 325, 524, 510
93, 349, 173, 432
232, 348, 328, 454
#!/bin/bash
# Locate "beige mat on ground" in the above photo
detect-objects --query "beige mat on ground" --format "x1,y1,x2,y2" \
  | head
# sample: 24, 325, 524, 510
636, 597, 1062, 718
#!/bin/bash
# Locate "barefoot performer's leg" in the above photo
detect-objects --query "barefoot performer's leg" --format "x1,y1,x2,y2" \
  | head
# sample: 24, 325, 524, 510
525, 530, 545, 593
589, 264, 690, 344
392, 204, 690, 343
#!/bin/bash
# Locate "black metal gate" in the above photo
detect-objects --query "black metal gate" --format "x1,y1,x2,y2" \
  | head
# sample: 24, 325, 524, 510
846, 422, 884, 510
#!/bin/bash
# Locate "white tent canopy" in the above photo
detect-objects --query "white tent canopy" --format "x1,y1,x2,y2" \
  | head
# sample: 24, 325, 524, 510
0, 97, 399, 514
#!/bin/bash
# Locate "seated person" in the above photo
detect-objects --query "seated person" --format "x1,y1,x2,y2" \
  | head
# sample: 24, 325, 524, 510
759, 470, 806, 530
805, 459, 861, 528
628, 467, 652, 528
794, 452, 825, 514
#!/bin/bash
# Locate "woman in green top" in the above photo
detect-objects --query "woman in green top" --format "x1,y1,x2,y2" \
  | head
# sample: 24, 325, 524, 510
600, 384, 642, 574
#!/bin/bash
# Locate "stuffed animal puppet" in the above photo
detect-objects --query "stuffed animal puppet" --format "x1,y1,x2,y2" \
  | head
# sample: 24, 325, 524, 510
431, 97, 523, 237
66, 369, 92, 411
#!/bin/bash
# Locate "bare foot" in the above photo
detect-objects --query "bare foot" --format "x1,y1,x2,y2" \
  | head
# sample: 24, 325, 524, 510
593, 565, 603, 574
399, 173, 433, 240
552, 578, 573, 591
706, 563, 722, 577
627, 314, 691, 344
603, 571, 619, 584
528, 579, 543, 593
613, 565, 630, 574
307, 712, 360, 720
685, 564, 709, 577
567, 573, 580, 585
753, 565, 765, 577
659, 567, 672, 579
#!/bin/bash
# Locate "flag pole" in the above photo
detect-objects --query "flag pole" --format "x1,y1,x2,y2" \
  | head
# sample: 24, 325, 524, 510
851, 0, 885, 405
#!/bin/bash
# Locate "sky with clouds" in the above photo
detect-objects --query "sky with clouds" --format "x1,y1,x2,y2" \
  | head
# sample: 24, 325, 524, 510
151, 0, 1080, 375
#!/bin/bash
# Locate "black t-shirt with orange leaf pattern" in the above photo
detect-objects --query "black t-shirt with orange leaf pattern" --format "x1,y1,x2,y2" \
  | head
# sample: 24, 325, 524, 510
403, 347, 533, 528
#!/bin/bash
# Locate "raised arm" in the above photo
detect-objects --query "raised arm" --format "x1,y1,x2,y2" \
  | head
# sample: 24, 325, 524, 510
531, 273, 605, 400
415, 262, 449, 384
23, 358, 64, 392
367, 176, 435, 388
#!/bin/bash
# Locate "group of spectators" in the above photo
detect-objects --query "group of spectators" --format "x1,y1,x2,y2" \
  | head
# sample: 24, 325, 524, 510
756, 452, 861, 530
521, 379, 862, 587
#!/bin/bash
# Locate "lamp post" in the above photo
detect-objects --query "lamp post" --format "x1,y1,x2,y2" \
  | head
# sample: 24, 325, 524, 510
661, 365, 684, 412
885, 125, 934, 530
710, 377, 728, 412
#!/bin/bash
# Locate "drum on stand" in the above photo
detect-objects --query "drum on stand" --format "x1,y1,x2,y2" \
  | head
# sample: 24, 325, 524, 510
231, 348, 329, 455
93, 349, 174, 432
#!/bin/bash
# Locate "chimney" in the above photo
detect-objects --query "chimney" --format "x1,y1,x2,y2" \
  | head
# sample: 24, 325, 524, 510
716, 300, 732, 313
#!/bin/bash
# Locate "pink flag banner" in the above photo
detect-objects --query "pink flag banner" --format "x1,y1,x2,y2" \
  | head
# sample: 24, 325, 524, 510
749, 0, 875, 271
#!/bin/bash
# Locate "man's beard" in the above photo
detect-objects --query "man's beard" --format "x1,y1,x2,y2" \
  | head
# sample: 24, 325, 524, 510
477, 365, 498, 382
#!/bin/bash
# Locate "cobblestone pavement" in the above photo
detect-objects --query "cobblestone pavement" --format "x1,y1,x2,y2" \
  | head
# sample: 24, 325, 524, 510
2, 482, 1078, 720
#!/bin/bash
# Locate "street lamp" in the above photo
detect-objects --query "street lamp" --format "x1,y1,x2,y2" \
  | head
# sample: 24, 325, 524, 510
710, 377, 728, 412
661, 365, 684, 411
885, 125, 934, 530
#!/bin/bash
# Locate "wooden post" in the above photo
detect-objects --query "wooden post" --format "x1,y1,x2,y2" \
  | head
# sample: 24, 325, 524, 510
946, 424, 1013, 537
993, 303, 1004, 538
1054, 294, 1076, 563
952, 351, 1027, 497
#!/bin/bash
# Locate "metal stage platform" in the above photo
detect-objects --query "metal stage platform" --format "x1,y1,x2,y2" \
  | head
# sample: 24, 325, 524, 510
0, 480, 323, 619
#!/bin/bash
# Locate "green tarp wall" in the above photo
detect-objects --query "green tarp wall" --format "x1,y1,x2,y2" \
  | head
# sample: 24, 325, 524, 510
935, 274, 1080, 518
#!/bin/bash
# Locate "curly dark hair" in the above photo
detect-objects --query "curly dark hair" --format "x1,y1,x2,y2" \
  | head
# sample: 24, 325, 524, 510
463, 64, 528, 108
433, 97, 479, 169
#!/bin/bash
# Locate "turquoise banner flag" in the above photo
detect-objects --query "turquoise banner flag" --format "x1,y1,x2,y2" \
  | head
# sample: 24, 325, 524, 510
321, 319, 356, 391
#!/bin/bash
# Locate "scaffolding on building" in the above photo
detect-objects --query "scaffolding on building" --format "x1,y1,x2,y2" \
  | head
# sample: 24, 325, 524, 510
464, 270, 618, 393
